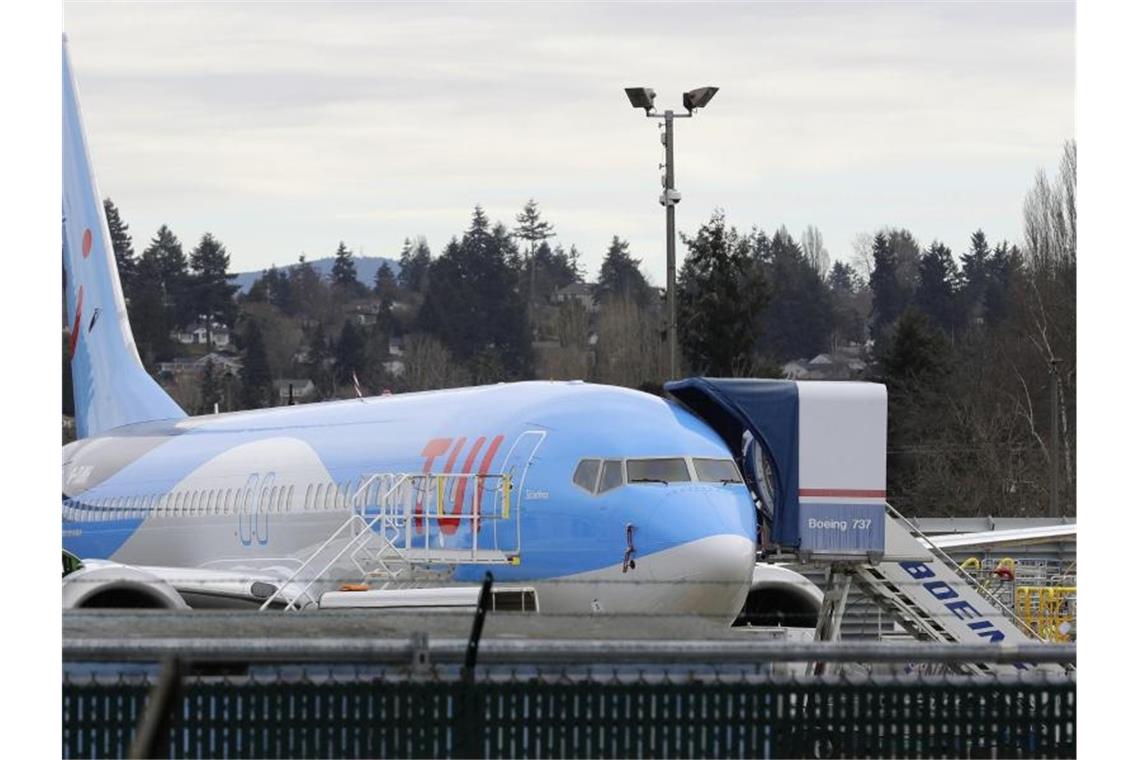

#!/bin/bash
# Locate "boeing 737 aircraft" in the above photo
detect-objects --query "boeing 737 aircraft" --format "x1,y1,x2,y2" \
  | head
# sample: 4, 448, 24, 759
60, 38, 802, 620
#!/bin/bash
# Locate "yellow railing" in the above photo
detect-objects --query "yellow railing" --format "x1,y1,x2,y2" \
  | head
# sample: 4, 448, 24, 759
1015, 586, 1077, 642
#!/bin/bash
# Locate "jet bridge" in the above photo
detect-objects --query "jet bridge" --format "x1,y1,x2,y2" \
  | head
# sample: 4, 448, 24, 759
666, 378, 887, 561
667, 378, 1054, 673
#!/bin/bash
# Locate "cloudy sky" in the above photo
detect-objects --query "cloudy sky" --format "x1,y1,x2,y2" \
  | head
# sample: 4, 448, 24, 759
63, 1, 1074, 283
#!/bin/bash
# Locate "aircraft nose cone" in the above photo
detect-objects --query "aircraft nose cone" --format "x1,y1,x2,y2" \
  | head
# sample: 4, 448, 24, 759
673, 533, 756, 622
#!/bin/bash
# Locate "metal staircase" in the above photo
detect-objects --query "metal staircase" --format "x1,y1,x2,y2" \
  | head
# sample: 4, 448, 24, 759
259, 472, 518, 611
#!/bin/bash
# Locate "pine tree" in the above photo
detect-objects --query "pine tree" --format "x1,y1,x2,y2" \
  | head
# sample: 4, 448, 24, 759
103, 198, 136, 304
397, 237, 432, 293
595, 236, 652, 306
374, 261, 398, 305
827, 261, 868, 345
869, 232, 906, 343
914, 241, 962, 334
330, 242, 362, 296
757, 226, 834, 361
199, 359, 223, 414
418, 206, 533, 379
513, 199, 556, 308
334, 319, 367, 388
239, 320, 273, 409
289, 254, 326, 320
677, 211, 769, 375
960, 229, 992, 325
189, 232, 239, 343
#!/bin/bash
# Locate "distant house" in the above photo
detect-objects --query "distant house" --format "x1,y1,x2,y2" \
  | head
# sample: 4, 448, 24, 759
784, 348, 868, 381
349, 302, 382, 326
172, 321, 231, 348
554, 283, 597, 313
782, 361, 811, 380
273, 379, 316, 404
388, 335, 404, 356
158, 352, 242, 379
382, 359, 405, 377
197, 353, 242, 376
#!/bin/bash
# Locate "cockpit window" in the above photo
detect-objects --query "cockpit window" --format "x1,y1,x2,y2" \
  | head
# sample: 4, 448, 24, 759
693, 458, 743, 484
627, 458, 691, 484
573, 459, 601, 492
598, 460, 624, 493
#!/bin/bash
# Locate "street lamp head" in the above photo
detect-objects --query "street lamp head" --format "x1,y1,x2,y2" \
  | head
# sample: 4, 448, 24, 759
683, 86, 719, 112
624, 87, 657, 113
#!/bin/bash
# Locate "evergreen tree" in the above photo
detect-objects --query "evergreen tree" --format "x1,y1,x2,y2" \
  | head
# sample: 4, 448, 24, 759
827, 261, 868, 345
330, 242, 363, 297
189, 232, 239, 341
246, 266, 295, 315
418, 206, 533, 379
238, 320, 273, 409
512, 199, 556, 307
198, 360, 223, 414
289, 254, 327, 321
305, 322, 335, 399
132, 225, 189, 363
595, 236, 652, 306
334, 319, 367, 387
914, 241, 962, 334
374, 261, 398, 304
397, 236, 432, 293
983, 241, 1020, 325
757, 226, 834, 361
103, 198, 136, 304
869, 232, 906, 343
960, 229, 991, 325
677, 211, 769, 375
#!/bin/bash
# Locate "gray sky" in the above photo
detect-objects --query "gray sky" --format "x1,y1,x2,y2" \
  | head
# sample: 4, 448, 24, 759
63, 1, 1074, 284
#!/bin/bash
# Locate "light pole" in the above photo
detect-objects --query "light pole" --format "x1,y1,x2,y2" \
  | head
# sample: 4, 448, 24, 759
624, 86, 718, 379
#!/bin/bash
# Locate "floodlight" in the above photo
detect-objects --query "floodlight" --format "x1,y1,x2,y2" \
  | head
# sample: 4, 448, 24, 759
624, 87, 657, 113
682, 86, 719, 112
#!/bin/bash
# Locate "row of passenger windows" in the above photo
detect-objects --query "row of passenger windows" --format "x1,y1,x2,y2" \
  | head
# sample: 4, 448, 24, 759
62, 479, 369, 523
571, 457, 742, 495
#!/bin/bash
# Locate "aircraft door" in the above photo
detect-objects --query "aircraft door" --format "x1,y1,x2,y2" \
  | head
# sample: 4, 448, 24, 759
255, 472, 274, 546
238, 473, 259, 547
495, 430, 545, 553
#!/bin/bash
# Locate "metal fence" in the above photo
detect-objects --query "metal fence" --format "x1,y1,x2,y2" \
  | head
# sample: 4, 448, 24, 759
63, 667, 1075, 759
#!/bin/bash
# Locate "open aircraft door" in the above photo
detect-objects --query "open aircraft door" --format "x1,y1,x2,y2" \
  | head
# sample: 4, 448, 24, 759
666, 378, 886, 563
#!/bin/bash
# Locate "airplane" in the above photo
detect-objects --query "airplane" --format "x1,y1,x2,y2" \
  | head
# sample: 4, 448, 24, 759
60, 36, 797, 621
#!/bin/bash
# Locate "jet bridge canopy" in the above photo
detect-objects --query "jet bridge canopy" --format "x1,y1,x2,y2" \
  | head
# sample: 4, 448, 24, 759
666, 377, 886, 561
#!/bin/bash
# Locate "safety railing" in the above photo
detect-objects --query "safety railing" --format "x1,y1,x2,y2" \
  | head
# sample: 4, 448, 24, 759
258, 472, 517, 611
886, 503, 1043, 641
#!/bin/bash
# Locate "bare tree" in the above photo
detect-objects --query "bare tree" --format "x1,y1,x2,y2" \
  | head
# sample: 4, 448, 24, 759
800, 224, 830, 278
399, 334, 469, 391
592, 296, 665, 388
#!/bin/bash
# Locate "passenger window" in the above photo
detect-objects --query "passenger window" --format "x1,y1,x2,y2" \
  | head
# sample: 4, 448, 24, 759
693, 458, 743, 484
573, 459, 601, 493
305, 484, 314, 511
598, 460, 624, 494
627, 458, 691, 484
314, 484, 325, 511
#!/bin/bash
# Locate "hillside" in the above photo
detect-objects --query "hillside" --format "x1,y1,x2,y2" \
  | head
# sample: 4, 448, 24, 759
232, 255, 401, 294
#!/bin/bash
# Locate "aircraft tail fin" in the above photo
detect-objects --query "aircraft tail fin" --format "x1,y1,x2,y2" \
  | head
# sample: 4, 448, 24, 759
63, 38, 186, 437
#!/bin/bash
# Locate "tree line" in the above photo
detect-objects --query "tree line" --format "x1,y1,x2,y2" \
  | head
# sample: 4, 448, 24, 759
64, 143, 1075, 517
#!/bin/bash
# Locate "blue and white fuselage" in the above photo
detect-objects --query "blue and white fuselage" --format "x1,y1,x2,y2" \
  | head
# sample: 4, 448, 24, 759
63, 382, 757, 616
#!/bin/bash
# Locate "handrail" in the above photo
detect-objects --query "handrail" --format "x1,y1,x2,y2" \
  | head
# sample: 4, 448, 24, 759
261, 472, 519, 611
886, 502, 1044, 641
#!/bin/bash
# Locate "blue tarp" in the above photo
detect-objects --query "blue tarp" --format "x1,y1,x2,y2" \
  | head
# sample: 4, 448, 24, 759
665, 378, 801, 547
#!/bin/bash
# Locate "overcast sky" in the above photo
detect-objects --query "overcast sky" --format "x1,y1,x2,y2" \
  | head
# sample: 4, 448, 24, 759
63, 1, 1074, 283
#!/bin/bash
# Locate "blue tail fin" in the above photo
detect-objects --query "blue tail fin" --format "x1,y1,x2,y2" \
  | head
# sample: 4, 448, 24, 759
63, 38, 186, 437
